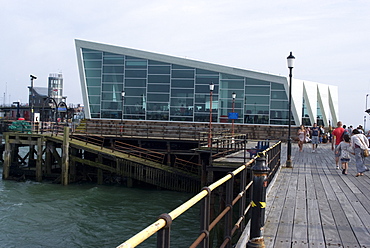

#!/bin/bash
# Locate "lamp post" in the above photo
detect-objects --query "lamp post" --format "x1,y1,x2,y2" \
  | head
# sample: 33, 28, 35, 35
365, 94, 369, 131
231, 92, 236, 142
208, 82, 214, 147
121, 90, 125, 135
286, 52, 295, 168
30, 75, 37, 129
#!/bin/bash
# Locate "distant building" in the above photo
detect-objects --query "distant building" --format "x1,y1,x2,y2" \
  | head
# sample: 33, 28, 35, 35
48, 73, 64, 105
75, 39, 339, 127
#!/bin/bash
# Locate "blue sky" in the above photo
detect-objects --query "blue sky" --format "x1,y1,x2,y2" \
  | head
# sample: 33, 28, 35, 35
1, 0, 370, 128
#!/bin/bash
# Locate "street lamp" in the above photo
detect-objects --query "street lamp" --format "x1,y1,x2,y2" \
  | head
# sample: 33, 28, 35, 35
30, 75, 37, 129
232, 92, 236, 142
121, 90, 125, 135
286, 52, 295, 168
208, 82, 214, 147
365, 94, 369, 131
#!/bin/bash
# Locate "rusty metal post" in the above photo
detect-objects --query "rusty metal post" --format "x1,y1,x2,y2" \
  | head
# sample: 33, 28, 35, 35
157, 213, 172, 248
247, 152, 270, 248
200, 187, 211, 248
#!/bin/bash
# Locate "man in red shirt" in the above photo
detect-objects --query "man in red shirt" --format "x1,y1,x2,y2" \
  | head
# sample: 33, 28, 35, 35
331, 121, 345, 169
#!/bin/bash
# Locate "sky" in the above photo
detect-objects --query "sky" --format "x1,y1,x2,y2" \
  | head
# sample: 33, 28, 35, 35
1, 0, 370, 128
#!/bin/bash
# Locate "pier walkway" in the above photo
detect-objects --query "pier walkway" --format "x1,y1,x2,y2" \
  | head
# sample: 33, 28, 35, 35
263, 142, 370, 247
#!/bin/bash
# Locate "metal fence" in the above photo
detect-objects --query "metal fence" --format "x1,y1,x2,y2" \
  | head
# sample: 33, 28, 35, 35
116, 141, 282, 248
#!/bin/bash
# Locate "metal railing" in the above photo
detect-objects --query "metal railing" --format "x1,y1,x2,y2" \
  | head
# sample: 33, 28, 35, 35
116, 141, 282, 248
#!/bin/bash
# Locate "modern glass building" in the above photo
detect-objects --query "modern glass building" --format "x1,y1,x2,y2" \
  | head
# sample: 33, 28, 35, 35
75, 39, 339, 127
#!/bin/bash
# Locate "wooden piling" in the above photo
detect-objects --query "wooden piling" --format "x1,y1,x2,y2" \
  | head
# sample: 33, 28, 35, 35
61, 126, 70, 186
35, 136, 43, 182
2, 134, 10, 180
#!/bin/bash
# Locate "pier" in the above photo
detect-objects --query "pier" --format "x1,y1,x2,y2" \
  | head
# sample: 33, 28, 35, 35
261, 142, 370, 247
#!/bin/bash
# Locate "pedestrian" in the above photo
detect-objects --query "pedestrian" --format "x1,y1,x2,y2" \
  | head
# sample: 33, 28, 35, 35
348, 125, 353, 135
310, 123, 320, 152
350, 128, 369, 177
297, 125, 306, 152
319, 125, 325, 143
331, 121, 345, 169
335, 133, 353, 175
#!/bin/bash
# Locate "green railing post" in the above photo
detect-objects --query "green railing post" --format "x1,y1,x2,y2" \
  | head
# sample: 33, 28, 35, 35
247, 152, 270, 248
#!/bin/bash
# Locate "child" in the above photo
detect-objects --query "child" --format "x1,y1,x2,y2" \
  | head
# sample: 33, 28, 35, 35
335, 133, 353, 175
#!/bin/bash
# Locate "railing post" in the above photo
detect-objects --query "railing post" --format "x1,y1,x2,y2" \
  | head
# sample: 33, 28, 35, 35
224, 172, 234, 248
157, 213, 172, 248
247, 152, 270, 248
200, 187, 211, 248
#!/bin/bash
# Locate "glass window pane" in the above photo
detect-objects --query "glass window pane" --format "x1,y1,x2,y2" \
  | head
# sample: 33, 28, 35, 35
172, 70, 194, 78
101, 111, 121, 119
125, 79, 146, 87
103, 57, 124, 65
102, 84, 123, 92
147, 102, 169, 111
271, 91, 288, 100
147, 94, 169, 102
245, 86, 270, 95
170, 98, 194, 106
86, 78, 101, 87
148, 60, 169, 65
172, 65, 192, 69
102, 74, 124, 83
196, 75, 219, 84
125, 70, 147, 78
270, 100, 288, 109
245, 95, 269, 105
148, 66, 170, 74
103, 66, 124, 74
221, 74, 243, 80
84, 61, 102, 69
88, 96, 100, 104
219, 89, 243, 99
171, 89, 194, 97
220, 80, 244, 89
83, 52, 102, 60
195, 84, 219, 94
101, 101, 121, 109
247, 78, 270, 86
172, 79, 194, 88
125, 96, 146, 105
102, 92, 122, 101
271, 82, 285, 90
87, 87, 101, 95
245, 105, 269, 115
85, 70, 101, 77
125, 60, 147, 68
125, 87, 146, 96
90, 105, 100, 113
148, 84, 170, 92
148, 75, 170, 84
196, 69, 218, 75
270, 110, 288, 119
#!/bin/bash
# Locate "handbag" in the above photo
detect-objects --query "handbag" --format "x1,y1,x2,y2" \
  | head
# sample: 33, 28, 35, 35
358, 136, 369, 157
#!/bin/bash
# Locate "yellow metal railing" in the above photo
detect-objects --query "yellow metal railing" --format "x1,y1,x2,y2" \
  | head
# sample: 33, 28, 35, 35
116, 141, 282, 248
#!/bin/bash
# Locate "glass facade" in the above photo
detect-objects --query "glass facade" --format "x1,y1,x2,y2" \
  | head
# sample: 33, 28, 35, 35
81, 48, 294, 125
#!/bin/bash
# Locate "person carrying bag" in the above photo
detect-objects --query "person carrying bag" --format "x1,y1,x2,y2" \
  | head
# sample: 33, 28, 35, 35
350, 129, 370, 177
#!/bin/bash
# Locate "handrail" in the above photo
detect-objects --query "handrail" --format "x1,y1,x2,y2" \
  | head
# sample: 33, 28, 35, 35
116, 141, 282, 248
113, 140, 165, 164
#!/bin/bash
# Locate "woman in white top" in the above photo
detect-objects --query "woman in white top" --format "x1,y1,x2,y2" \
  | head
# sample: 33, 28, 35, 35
350, 128, 369, 177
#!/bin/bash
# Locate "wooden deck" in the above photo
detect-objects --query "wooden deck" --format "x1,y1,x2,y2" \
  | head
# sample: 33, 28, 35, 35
264, 142, 370, 247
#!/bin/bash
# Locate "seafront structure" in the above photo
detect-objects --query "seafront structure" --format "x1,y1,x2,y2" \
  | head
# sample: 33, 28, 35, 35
75, 39, 339, 127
